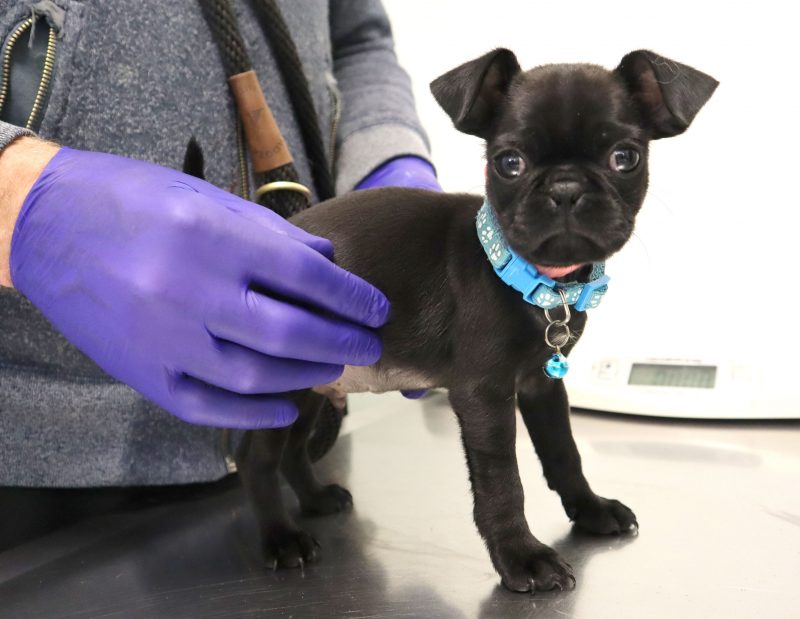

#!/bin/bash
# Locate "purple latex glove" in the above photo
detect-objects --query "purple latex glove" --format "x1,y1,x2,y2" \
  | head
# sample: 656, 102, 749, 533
10, 147, 390, 429
355, 156, 442, 192
357, 156, 441, 399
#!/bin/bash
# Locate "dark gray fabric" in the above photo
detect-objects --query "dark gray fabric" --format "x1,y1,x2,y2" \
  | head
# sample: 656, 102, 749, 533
0, 0, 431, 487
0, 120, 32, 150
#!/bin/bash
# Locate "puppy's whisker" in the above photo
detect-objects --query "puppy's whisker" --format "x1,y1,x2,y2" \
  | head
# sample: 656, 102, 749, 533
643, 190, 676, 217
628, 231, 654, 272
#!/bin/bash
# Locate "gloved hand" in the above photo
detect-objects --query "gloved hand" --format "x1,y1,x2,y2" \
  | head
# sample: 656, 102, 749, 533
355, 156, 441, 193
10, 147, 389, 429
357, 155, 441, 399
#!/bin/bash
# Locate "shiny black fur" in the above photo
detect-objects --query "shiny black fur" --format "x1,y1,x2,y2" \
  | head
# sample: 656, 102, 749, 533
237, 49, 717, 592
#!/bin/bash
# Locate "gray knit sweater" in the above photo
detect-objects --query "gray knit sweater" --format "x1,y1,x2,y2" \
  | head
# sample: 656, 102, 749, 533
0, 0, 431, 487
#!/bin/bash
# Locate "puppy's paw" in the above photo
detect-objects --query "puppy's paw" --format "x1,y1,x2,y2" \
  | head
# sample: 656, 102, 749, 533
261, 524, 320, 569
300, 483, 353, 516
567, 495, 638, 535
496, 543, 576, 593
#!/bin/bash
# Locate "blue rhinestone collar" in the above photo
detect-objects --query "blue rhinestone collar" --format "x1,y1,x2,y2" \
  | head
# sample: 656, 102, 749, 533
475, 198, 609, 312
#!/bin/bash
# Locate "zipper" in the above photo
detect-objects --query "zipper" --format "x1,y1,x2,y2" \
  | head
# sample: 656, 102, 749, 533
26, 22, 57, 130
0, 18, 33, 114
327, 82, 341, 180
0, 17, 58, 130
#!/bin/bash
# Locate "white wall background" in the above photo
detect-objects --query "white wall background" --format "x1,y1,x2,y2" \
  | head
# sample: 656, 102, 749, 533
383, 0, 798, 364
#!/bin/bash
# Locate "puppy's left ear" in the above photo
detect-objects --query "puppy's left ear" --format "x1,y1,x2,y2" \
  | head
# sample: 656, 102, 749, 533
616, 51, 719, 139
430, 48, 521, 139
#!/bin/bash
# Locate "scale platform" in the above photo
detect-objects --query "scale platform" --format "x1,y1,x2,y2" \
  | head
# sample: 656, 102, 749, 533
567, 355, 797, 420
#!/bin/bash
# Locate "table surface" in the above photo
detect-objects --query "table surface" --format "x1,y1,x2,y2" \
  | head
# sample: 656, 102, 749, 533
1, 391, 798, 618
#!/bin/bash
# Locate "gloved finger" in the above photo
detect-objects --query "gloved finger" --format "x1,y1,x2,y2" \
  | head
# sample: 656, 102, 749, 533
301, 233, 335, 260
402, 390, 428, 399
249, 210, 335, 259
179, 338, 344, 394
195, 182, 335, 259
248, 240, 390, 329
355, 156, 442, 192
185, 198, 377, 328
206, 289, 383, 366
167, 374, 299, 429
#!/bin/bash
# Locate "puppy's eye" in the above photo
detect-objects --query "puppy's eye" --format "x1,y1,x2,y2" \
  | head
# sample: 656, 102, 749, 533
493, 151, 527, 179
609, 148, 640, 173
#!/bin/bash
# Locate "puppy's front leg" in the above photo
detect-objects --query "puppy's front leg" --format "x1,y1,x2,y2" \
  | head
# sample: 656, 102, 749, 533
517, 371, 638, 534
449, 382, 575, 593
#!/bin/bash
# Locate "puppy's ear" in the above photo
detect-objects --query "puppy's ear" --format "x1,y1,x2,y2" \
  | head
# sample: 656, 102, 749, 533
430, 48, 521, 139
616, 50, 718, 139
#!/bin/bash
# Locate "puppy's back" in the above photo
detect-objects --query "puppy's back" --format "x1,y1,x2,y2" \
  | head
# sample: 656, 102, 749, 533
290, 188, 480, 287
290, 188, 481, 368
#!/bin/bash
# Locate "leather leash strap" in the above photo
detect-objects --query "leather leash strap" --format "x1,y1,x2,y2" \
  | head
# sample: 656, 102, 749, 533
198, 0, 330, 217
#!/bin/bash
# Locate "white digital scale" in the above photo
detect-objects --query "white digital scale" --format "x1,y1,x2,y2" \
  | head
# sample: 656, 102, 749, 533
566, 356, 797, 420
559, 207, 800, 421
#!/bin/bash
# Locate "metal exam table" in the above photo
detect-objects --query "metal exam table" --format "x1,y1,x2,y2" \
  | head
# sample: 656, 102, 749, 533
1, 392, 798, 618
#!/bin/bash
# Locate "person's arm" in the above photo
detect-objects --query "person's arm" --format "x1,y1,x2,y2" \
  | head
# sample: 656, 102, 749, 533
329, 0, 436, 194
2, 137, 391, 429
0, 129, 59, 287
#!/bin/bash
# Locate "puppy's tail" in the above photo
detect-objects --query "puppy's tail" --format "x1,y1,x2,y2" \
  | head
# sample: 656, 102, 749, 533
182, 136, 206, 180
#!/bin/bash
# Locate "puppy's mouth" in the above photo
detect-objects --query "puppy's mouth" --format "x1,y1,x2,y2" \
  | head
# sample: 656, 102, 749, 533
521, 235, 607, 280
533, 263, 585, 279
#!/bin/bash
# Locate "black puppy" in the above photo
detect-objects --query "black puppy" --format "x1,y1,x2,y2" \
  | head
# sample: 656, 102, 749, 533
236, 49, 718, 592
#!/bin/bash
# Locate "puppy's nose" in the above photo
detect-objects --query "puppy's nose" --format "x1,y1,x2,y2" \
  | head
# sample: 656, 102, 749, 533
549, 181, 583, 208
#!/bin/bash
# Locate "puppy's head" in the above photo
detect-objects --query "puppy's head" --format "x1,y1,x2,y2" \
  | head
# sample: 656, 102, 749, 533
431, 49, 718, 278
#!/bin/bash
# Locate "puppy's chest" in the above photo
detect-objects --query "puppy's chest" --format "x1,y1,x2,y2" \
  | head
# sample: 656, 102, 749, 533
312, 309, 587, 408
494, 305, 588, 371
312, 365, 437, 408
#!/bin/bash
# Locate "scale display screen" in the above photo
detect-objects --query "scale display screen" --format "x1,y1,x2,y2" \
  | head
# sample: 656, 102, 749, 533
628, 363, 717, 389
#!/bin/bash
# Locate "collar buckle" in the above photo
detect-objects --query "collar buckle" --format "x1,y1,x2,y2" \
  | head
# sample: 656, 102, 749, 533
574, 272, 610, 311
495, 248, 557, 304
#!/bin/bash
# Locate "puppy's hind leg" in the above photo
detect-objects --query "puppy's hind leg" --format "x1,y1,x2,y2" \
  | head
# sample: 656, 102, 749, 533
517, 371, 638, 535
237, 428, 318, 569
281, 390, 353, 516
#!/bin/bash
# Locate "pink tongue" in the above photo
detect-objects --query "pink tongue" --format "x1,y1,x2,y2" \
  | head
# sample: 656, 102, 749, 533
534, 263, 583, 279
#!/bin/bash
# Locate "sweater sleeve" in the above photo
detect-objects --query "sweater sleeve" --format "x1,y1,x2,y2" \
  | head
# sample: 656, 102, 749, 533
328, 0, 432, 194
0, 120, 34, 152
